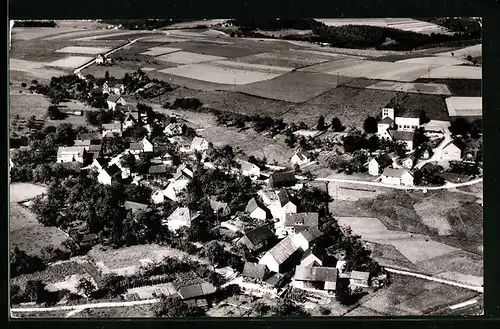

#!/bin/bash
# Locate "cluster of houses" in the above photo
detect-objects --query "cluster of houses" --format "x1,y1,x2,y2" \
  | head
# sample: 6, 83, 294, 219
95, 54, 113, 65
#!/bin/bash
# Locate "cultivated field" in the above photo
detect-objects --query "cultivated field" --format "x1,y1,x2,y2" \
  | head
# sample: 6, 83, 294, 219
47, 56, 93, 69
138, 36, 189, 43
11, 27, 84, 41
234, 49, 334, 68
435, 44, 482, 58
156, 51, 226, 64
366, 81, 451, 96
424, 65, 482, 79
10, 59, 67, 81
55, 46, 111, 55
397, 56, 470, 66
140, 46, 182, 56
385, 92, 450, 121
9, 183, 47, 203
9, 93, 52, 120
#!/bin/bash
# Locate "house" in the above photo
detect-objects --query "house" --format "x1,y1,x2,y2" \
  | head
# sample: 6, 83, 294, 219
440, 141, 462, 161
102, 121, 122, 137
87, 144, 102, 159
113, 83, 125, 95
246, 198, 269, 220
174, 164, 194, 182
123, 111, 140, 130
291, 227, 324, 251
395, 116, 420, 132
242, 262, 269, 281
259, 236, 301, 273
168, 136, 192, 151
284, 213, 319, 235
57, 146, 87, 163
349, 270, 370, 288
160, 151, 174, 165
237, 159, 261, 178
401, 154, 416, 169
276, 188, 297, 220
190, 137, 209, 152
97, 164, 122, 185
148, 164, 169, 176
236, 225, 275, 252
377, 116, 395, 135
380, 168, 414, 186
291, 152, 311, 167
209, 198, 231, 217
89, 157, 109, 172
129, 137, 154, 154
292, 266, 338, 294
387, 152, 400, 168
96, 54, 105, 65
165, 207, 198, 232
300, 245, 327, 267
269, 172, 297, 189
164, 122, 184, 137
106, 95, 126, 111
368, 154, 392, 176
175, 280, 217, 308
102, 81, 111, 94
388, 130, 415, 151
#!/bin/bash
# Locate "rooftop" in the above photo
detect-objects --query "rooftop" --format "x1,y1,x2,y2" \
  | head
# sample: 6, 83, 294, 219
382, 167, 411, 178
445, 97, 482, 117
284, 213, 319, 228
264, 236, 300, 265
243, 225, 274, 246
389, 129, 415, 142
242, 262, 268, 280
294, 266, 338, 282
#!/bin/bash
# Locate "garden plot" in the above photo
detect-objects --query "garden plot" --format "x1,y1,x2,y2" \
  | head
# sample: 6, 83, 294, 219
47, 56, 93, 69
423, 66, 482, 79
435, 44, 482, 58
156, 51, 226, 64
366, 81, 451, 96
159, 63, 284, 85
55, 46, 111, 55
236, 71, 351, 103
397, 56, 469, 66
140, 46, 182, 56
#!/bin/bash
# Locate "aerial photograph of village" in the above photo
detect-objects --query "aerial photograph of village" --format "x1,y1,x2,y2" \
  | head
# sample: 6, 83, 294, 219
9, 18, 483, 318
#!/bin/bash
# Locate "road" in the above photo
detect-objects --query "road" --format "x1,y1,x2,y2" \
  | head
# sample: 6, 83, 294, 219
414, 132, 453, 170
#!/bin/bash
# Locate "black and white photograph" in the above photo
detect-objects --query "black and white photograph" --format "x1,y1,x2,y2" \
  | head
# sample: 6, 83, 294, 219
8, 17, 483, 318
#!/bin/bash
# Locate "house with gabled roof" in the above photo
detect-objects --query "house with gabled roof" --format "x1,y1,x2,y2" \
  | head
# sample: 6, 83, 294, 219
89, 157, 109, 172
292, 227, 324, 251
123, 111, 140, 130
291, 151, 312, 167
102, 121, 122, 138
401, 154, 416, 169
164, 207, 199, 232
259, 236, 302, 273
292, 266, 339, 294
368, 154, 393, 176
148, 164, 169, 176
277, 188, 297, 217
164, 122, 184, 137
97, 164, 122, 185
269, 171, 297, 189
209, 197, 231, 217
129, 137, 154, 155
388, 130, 415, 151
236, 158, 261, 179
246, 197, 269, 220
106, 94, 126, 111
349, 270, 370, 288
440, 141, 462, 161
242, 262, 269, 281
236, 225, 275, 252
113, 83, 125, 95
57, 146, 87, 163
160, 150, 174, 165
381, 168, 414, 186
300, 245, 327, 267
284, 213, 319, 235
377, 115, 395, 135
174, 280, 217, 308
190, 136, 209, 152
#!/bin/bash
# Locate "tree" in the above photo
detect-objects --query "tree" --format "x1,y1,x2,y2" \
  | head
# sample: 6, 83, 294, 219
467, 55, 473, 61
450, 117, 471, 136
316, 115, 326, 131
47, 105, 67, 120
54, 123, 77, 146
271, 298, 310, 316
331, 117, 344, 132
21, 82, 27, 88
77, 277, 96, 300
120, 153, 136, 171
204, 241, 227, 269
105, 70, 110, 79
10, 247, 47, 278
419, 110, 430, 125
102, 274, 126, 297
155, 295, 205, 317
26, 115, 38, 130
298, 136, 308, 150
363, 116, 378, 134
25, 280, 46, 304
285, 131, 297, 148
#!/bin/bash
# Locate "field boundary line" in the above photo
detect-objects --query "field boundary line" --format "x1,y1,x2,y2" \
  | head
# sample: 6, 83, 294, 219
11, 298, 161, 313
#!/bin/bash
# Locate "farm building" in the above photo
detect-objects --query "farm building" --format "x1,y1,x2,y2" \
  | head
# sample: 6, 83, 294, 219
259, 236, 302, 273
388, 130, 415, 151
378, 107, 420, 134
269, 171, 297, 189
276, 188, 297, 219
56, 146, 87, 163
164, 207, 199, 232
292, 266, 338, 294
440, 141, 462, 161
159, 151, 174, 165
395, 116, 420, 132
291, 227, 324, 251
124, 201, 149, 213
380, 168, 414, 186
445, 97, 482, 117
291, 152, 312, 167
113, 84, 125, 95
97, 164, 122, 185
242, 262, 269, 281
102, 121, 123, 137
401, 154, 416, 169
123, 111, 140, 130
129, 137, 154, 154
258, 189, 283, 219
148, 164, 169, 176
164, 122, 184, 137
349, 270, 370, 288
106, 95, 126, 111
173, 164, 194, 183
246, 197, 269, 220
89, 157, 109, 172
174, 280, 217, 308
377, 116, 395, 135
190, 137, 209, 152
284, 213, 319, 235
237, 159, 261, 178
236, 225, 275, 252
368, 154, 393, 176
209, 197, 231, 217
300, 245, 327, 267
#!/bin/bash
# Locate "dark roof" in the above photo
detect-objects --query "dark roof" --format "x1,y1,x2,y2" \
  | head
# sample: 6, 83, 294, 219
246, 197, 264, 214
373, 154, 392, 167
298, 227, 323, 243
129, 142, 143, 151
284, 213, 319, 228
270, 172, 296, 186
294, 266, 338, 282
105, 164, 122, 177
389, 130, 415, 142
242, 262, 268, 280
176, 281, 217, 300
149, 165, 169, 174
264, 236, 300, 266
379, 116, 394, 125
243, 225, 274, 246
124, 201, 149, 212
382, 168, 410, 178
277, 188, 291, 207
77, 132, 102, 141
95, 157, 109, 167
404, 154, 416, 162
301, 244, 326, 263
264, 272, 285, 287
107, 94, 122, 103
88, 144, 102, 152
125, 112, 138, 122
102, 122, 121, 131
81, 233, 98, 243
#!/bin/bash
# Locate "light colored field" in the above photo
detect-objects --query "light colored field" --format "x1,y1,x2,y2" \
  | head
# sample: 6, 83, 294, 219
10, 58, 46, 70
423, 66, 482, 79
445, 97, 482, 117
435, 44, 482, 59
234, 50, 333, 68
414, 201, 453, 235
141, 67, 157, 71
127, 282, 177, 299
9, 93, 52, 120
138, 36, 189, 43
140, 46, 182, 56
159, 63, 283, 85
366, 81, 451, 96
72, 30, 147, 41
165, 30, 211, 38
43, 29, 115, 41
55, 46, 111, 55
11, 27, 84, 41
336, 217, 458, 263
397, 56, 469, 66
9, 183, 47, 203
299, 58, 367, 74
47, 56, 93, 68
212, 60, 293, 74
156, 51, 226, 64
436, 272, 483, 287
